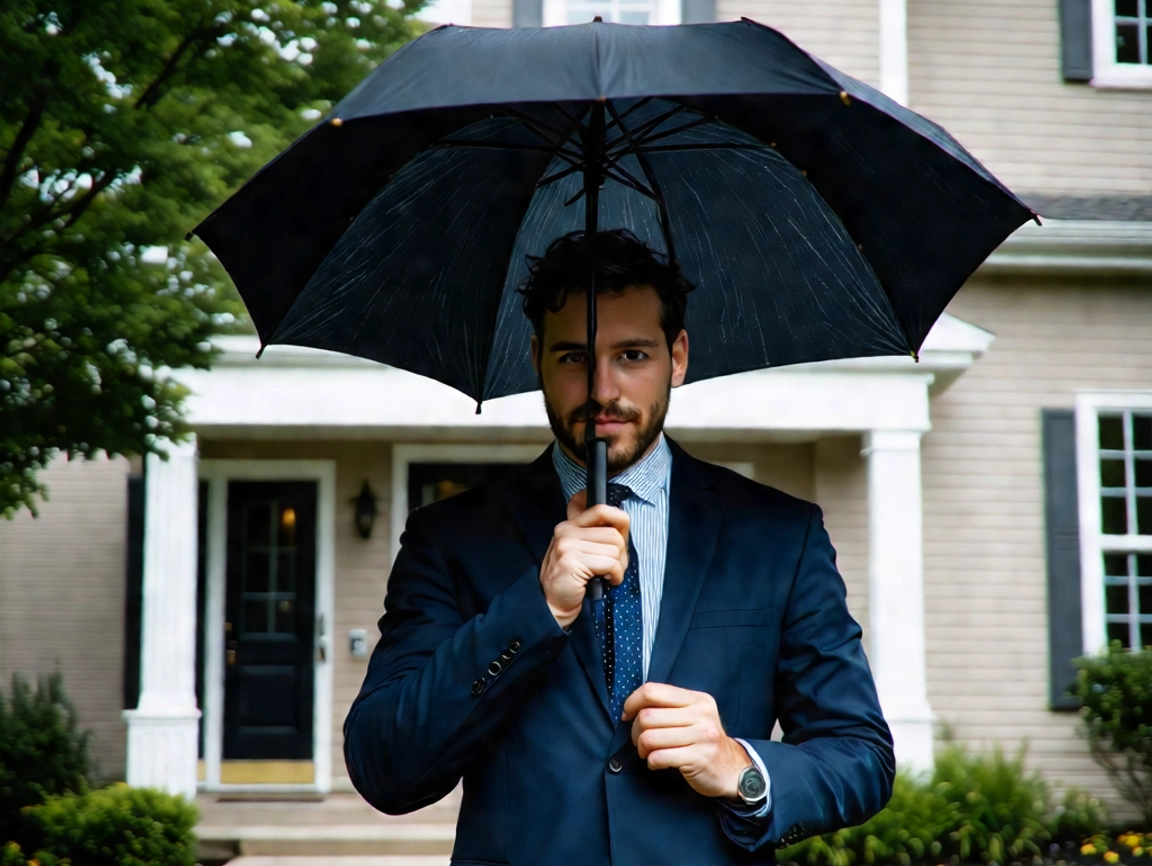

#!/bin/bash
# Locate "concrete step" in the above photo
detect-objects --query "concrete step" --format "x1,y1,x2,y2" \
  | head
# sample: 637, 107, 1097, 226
197, 823, 456, 857
227, 858, 449, 866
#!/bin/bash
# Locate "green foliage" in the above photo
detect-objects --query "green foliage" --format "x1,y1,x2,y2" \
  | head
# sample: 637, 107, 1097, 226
0, 672, 93, 853
779, 745, 1109, 866
1073, 643, 1152, 826
1, 0, 426, 516
26, 784, 199, 866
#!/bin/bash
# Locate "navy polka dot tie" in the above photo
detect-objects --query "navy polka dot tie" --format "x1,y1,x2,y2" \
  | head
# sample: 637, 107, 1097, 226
593, 482, 644, 724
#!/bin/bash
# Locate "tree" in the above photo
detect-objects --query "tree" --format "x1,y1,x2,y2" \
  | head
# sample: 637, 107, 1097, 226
0, 0, 425, 516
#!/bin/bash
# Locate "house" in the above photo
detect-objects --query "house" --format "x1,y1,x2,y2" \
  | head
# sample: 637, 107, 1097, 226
1, 0, 1150, 828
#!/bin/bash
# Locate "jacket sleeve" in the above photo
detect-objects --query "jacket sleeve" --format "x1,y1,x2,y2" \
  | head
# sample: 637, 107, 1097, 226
719, 504, 896, 852
343, 505, 570, 814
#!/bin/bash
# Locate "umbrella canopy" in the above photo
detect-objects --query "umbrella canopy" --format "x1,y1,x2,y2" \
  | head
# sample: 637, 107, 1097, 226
194, 19, 1035, 409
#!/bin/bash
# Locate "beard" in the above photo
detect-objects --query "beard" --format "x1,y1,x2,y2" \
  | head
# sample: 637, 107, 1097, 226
544, 384, 670, 476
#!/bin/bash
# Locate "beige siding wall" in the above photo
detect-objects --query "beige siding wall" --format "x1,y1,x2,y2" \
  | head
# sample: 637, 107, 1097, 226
0, 454, 133, 780
472, 0, 513, 27
716, 0, 880, 87
814, 436, 870, 636
907, 0, 1152, 195
923, 278, 1152, 814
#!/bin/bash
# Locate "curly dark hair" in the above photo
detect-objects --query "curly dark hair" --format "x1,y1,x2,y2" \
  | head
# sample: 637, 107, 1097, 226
518, 229, 695, 350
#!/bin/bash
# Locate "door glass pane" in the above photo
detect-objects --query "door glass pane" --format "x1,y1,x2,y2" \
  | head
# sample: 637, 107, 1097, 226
274, 598, 296, 634
1099, 415, 1124, 450
244, 598, 272, 634
1138, 414, 1152, 451
1100, 458, 1127, 488
279, 506, 297, 547
1106, 582, 1130, 614
1117, 23, 1141, 63
276, 551, 297, 594
244, 551, 272, 593
1136, 458, 1152, 488
1101, 496, 1128, 534
1116, 0, 1138, 15
1138, 553, 1152, 576
244, 502, 273, 545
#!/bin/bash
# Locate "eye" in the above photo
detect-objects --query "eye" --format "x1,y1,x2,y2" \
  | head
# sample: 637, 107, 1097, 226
622, 350, 648, 362
558, 351, 587, 365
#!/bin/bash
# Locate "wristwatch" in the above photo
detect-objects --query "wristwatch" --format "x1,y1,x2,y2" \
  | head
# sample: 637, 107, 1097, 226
737, 764, 768, 807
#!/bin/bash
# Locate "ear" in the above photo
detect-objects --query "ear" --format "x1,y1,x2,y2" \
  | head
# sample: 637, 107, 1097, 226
530, 334, 540, 377
670, 329, 689, 388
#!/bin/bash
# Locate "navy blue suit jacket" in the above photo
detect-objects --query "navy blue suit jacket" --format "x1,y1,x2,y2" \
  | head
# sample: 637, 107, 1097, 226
345, 440, 894, 865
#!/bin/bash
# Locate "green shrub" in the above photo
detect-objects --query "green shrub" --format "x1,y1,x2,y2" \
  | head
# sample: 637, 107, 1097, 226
27, 784, 199, 866
0, 672, 93, 851
778, 745, 1110, 866
1073, 643, 1152, 826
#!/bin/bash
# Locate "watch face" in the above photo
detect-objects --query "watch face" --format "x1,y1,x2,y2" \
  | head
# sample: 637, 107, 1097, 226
739, 766, 767, 802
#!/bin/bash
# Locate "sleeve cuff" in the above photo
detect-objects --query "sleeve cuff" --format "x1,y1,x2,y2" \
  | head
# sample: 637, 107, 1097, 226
719, 738, 772, 819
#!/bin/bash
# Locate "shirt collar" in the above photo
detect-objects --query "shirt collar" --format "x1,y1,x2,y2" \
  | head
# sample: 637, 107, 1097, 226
552, 433, 671, 505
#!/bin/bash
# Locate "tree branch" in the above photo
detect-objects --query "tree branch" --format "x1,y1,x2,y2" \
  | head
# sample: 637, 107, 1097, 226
133, 26, 207, 110
0, 170, 115, 253
0, 76, 53, 212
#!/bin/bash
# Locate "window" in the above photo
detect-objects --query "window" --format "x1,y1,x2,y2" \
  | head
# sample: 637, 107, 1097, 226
1076, 394, 1152, 653
1091, 0, 1152, 87
541, 0, 679, 27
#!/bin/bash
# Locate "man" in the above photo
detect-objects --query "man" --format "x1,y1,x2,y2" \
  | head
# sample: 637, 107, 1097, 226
344, 230, 895, 865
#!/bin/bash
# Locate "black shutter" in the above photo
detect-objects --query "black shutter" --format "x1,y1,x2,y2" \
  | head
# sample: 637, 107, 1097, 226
1042, 409, 1084, 710
681, 0, 715, 23
513, 0, 543, 27
1058, 0, 1093, 82
123, 474, 145, 710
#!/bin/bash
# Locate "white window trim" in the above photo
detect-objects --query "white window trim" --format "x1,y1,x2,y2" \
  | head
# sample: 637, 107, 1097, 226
1074, 391, 1152, 655
1091, 0, 1152, 89
542, 0, 679, 27
197, 458, 337, 794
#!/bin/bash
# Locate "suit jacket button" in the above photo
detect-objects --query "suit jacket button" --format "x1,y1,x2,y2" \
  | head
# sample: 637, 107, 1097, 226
508, 640, 521, 654
607, 757, 623, 774
488, 660, 503, 676
471, 678, 486, 696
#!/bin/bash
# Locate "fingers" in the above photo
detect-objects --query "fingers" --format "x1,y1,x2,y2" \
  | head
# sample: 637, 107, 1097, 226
569, 501, 630, 537
621, 682, 702, 720
629, 706, 699, 746
643, 745, 706, 773
633, 723, 700, 758
566, 488, 587, 520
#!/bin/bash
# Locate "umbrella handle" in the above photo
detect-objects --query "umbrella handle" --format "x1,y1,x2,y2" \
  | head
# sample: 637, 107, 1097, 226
585, 437, 608, 602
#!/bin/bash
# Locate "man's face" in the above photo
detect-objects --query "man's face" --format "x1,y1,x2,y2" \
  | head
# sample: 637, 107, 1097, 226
531, 284, 688, 475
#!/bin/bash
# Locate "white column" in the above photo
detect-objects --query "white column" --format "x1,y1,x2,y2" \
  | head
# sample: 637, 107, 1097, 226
123, 439, 201, 798
879, 0, 909, 106
862, 429, 935, 772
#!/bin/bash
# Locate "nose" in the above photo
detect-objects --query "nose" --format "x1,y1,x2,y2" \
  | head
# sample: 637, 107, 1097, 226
590, 351, 620, 407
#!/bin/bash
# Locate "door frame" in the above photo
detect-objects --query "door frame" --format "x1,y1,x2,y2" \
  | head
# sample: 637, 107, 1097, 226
198, 459, 336, 793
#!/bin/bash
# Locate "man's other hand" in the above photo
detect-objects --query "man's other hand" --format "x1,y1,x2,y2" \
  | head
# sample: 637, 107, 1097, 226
622, 682, 753, 800
539, 489, 630, 629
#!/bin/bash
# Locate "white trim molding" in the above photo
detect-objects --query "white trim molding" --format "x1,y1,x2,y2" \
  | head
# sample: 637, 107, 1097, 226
542, 0, 679, 26
1090, 0, 1152, 89
879, 0, 909, 106
980, 220, 1152, 277
196, 459, 338, 794
1074, 390, 1152, 656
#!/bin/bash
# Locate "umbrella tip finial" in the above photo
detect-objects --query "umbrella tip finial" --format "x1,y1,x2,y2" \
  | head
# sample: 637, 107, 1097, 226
1032, 212, 1043, 226
331, 117, 343, 127
184, 230, 194, 241
475, 400, 483, 415
593, 14, 602, 21
911, 349, 920, 363
256, 343, 266, 360
839, 90, 851, 105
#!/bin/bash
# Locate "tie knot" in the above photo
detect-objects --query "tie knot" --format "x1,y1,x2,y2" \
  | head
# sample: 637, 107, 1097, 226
606, 482, 632, 508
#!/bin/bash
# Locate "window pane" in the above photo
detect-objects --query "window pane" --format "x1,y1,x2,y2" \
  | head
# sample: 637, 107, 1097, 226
276, 551, 297, 594
1106, 582, 1130, 614
1116, 0, 1138, 15
244, 503, 273, 545
1102, 496, 1128, 534
1138, 495, 1152, 535
1101, 458, 1127, 488
1138, 553, 1152, 576
1104, 552, 1130, 576
1118, 23, 1141, 63
1137, 458, 1152, 488
274, 598, 296, 634
619, 10, 649, 23
1138, 581, 1152, 615
1138, 414, 1152, 451
1099, 415, 1124, 450
1107, 620, 1132, 648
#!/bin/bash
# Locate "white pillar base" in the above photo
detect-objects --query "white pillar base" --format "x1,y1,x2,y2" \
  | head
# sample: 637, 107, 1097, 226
123, 707, 201, 799
885, 710, 936, 774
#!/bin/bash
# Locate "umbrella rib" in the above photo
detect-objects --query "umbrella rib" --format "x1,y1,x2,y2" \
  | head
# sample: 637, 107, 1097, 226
636, 142, 771, 153
611, 115, 716, 155
606, 97, 654, 131
604, 100, 677, 263
602, 164, 658, 200
607, 104, 687, 149
537, 163, 584, 188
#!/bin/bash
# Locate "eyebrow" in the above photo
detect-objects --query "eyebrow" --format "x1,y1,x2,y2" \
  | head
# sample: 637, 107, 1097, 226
548, 338, 662, 352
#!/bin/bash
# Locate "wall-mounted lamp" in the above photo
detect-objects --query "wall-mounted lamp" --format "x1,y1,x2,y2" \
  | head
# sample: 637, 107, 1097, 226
353, 481, 378, 539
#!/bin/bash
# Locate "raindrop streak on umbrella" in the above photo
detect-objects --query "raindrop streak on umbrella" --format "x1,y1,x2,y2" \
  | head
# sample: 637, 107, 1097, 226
191, 19, 1037, 588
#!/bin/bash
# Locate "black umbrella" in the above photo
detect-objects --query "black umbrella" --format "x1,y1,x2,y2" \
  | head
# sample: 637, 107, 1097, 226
193, 19, 1034, 553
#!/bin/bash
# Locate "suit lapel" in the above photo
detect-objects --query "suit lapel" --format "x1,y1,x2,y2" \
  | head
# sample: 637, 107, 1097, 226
499, 446, 613, 722
645, 441, 724, 688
